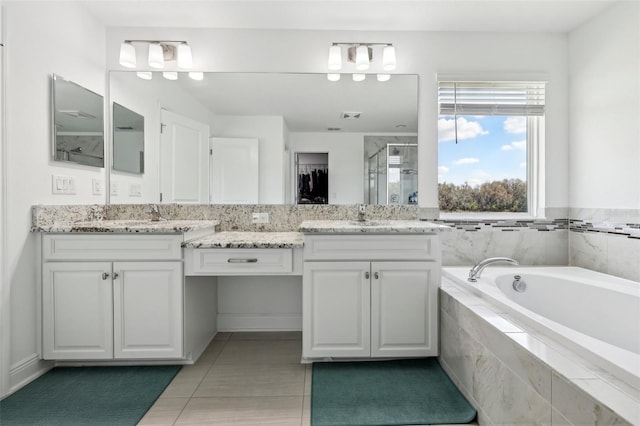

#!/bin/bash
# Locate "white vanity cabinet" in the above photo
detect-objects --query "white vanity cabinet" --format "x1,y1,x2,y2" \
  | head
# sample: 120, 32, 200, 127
302, 234, 440, 359
41, 234, 184, 360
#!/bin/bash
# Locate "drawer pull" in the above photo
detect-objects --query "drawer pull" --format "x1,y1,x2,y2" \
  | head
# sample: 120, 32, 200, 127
374, 272, 379, 279
365, 271, 370, 279
227, 258, 259, 263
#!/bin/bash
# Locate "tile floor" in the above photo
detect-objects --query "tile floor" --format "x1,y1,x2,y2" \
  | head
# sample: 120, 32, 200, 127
138, 331, 477, 426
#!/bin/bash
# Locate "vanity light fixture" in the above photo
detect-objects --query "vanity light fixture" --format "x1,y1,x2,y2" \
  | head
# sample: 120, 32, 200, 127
326, 42, 396, 82
119, 41, 136, 68
136, 71, 152, 80
162, 71, 178, 80
119, 40, 198, 78
188, 71, 204, 81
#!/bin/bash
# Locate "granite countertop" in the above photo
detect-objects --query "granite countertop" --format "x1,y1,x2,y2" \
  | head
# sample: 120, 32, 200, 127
33, 219, 220, 234
184, 231, 305, 249
298, 220, 451, 233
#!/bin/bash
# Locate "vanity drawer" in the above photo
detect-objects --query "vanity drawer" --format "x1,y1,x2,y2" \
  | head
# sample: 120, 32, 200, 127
185, 248, 293, 275
303, 234, 439, 261
42, 234, 183, 261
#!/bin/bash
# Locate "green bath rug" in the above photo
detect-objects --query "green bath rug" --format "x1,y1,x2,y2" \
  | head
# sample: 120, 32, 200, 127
0, 365, 181, 425
311, 358, 476, 426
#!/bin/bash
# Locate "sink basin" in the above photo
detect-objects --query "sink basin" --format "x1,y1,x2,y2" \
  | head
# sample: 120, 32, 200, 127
348, 220, 390, 226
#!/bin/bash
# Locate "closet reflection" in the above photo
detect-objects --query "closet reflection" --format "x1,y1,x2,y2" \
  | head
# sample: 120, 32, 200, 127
296, 153, 328, 204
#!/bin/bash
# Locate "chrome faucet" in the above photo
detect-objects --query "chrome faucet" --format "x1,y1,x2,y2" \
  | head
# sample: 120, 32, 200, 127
468, 257, 519, 282
357, 204, 366, 222
148, 204, 166, 222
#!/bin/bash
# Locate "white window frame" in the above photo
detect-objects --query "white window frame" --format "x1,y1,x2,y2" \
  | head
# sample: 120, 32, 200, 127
437, 74, 547, 219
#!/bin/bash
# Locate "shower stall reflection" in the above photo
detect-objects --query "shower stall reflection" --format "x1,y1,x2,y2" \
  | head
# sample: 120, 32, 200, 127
367, 143, 418, 205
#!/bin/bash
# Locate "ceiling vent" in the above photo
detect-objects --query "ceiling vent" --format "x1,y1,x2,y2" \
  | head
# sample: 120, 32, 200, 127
340, 111, 362, 119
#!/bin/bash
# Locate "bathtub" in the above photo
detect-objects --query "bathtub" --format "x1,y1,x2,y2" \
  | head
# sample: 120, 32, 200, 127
442, 266, 640, 389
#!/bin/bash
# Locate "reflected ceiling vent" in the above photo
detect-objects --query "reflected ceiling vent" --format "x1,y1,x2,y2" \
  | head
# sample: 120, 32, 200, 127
341, 111, 362, 119
328, 127, 341, 131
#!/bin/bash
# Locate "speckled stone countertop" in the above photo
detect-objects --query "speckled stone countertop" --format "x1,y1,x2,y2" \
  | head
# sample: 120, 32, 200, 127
33, 219, 219, 234
184, 232, 304, 248
298, 220, 451, 233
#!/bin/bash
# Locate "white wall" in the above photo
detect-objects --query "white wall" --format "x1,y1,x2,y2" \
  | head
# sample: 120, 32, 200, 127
3, 2, 106, 394
568, 1, 640, 209
106, 28, 570, 211
289, 132, 366, 204
211, 115, 285, 204
110, 71, 214, 203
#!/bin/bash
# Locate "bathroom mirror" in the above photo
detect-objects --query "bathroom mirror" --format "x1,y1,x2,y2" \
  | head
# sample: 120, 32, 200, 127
107, 72, 418, 205
112, 102, 145, 174
51, 74, 104, 168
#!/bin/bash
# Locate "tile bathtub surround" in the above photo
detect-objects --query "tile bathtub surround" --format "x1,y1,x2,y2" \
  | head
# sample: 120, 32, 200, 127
439, 278, 639, 425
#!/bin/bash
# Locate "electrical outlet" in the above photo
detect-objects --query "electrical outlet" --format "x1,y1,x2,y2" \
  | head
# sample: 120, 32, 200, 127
52, 175, 76, 195
251, 212, 269, 224
92, 178, 103, 196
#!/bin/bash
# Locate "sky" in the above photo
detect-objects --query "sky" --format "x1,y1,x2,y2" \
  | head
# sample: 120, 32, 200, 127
438, 115, 527, 186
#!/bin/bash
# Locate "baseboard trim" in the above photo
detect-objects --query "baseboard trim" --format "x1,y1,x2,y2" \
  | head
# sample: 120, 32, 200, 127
217, 313, 302, 331
8, 353, 53, 397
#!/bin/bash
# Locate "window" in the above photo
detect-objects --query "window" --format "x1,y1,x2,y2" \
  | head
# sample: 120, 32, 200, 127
437, 80, 545, 215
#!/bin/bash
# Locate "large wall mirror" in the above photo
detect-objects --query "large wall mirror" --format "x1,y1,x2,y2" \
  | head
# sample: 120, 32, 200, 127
51, 74, 104, 167
113, 102, 145, 174
108, 72, 418, 205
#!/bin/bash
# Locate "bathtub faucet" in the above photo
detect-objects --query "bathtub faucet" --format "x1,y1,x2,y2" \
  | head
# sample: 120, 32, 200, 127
468, 257, 519, 282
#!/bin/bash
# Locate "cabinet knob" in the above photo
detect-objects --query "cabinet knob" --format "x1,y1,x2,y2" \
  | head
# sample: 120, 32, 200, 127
112, 272, 119, 280
374, 272, 379, 279
102, 272, 109, 280
365, 271, 370, 279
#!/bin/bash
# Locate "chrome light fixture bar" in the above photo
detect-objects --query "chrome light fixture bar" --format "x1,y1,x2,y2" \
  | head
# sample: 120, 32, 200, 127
326, 42, 396, 82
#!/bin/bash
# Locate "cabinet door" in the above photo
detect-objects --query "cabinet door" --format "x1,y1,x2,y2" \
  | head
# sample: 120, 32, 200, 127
303, 261, 370, 358
371, 261, 439, 357
42, 262, 113, 359
113, 262, 183, 359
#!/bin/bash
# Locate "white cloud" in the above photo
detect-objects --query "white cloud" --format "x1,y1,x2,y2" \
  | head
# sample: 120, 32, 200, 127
512, 140, 526, 150
502, 140, 526, 151
454, 157, 480, 165
438, 117, 488, 142
438, 166, 450, 174
504, 117, 526, 134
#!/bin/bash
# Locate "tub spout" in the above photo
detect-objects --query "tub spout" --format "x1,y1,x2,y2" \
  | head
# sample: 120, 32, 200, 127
468, 257, 519, 282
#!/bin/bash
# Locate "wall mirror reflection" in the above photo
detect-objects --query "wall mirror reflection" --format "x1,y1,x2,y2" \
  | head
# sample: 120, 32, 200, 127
51, 74, 104, 168
108, 72, 418, 205
113, 102, 145, 174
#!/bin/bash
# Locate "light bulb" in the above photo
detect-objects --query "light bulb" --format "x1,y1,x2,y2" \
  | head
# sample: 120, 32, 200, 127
355, 45, 369, 71
148, 43, 164, 69
353, 73, 366, 82
382, 45, 396, 71
328, 45, 342, 71
119, 42, 136, 68
136, 71, 152, 80
162, 71, 178, 80
178, 43, 193, 69
189, 72, 204, 81
377, 74, 391, 82
327, 73, 341, 82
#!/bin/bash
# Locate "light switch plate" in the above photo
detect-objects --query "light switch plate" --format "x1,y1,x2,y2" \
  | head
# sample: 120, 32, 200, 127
110, 181, 119, 196
52, 175, 76, 195
129, 183, 142, 197
92, 178, 103, 196
252, 212, 269, 224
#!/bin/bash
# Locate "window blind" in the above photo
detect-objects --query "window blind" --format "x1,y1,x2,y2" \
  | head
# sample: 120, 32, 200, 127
438, 81, 546, 116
